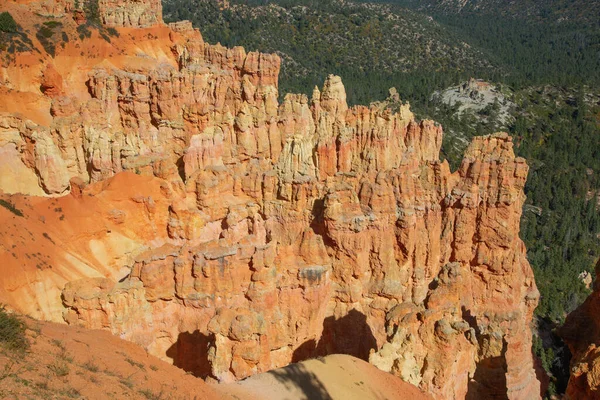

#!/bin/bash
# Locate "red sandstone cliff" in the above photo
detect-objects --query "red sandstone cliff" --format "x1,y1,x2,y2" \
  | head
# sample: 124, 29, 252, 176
561, 260, 600, 399
0, 0, 541, 398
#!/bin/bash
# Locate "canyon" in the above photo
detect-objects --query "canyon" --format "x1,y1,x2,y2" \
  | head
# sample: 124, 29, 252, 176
0, 0, 543, 398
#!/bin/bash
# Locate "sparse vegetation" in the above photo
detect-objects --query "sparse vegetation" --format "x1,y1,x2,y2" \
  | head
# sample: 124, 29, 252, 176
99, 30, 112, 43
82, 359, 100, 373
34, 380, 49, 391
119, 376, 134, 389
60, 387, 81, 398
0, 199, 24, 217
77, 23, 92, 40
76, 1, 116, 44
58, 349, 74, 364
35, 20, 65, 57
43, 20, 62, 29
0, 306, 29, 352
84, 0, 101, 24
51, 339, 65, 350
139, 388, 165, 400
0, 359, 24, 383
42, 232, 55, 244
125, 357, 146, 370
107, 27, 119, 37
0, 11, 35, 62
37, 26, 54, 38
48, 360, 70, 377
0, 318, 199, 398
76, 0, 114, 42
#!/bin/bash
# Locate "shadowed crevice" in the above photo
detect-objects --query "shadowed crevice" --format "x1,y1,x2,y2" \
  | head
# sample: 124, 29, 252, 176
466, 338, 509, 400
292, 309, 377, 363
165, 330, 214, 378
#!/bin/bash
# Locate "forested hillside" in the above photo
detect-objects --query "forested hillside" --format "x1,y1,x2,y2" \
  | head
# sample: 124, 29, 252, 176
163, 0, 497, 105
369, 0, 600, 87
385, 0, 600, 24
163, 0, 600, 396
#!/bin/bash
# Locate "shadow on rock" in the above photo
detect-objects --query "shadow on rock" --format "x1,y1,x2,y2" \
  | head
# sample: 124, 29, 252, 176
166, 330, 214, 378
293, 309, 377, 363
466, 338, 508, 400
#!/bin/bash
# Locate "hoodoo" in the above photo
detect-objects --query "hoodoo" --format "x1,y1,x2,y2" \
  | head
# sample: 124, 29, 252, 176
0, 0, 541, 398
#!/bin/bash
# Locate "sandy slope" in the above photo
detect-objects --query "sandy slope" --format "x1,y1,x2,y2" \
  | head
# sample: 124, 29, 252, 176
0, 318, 430, 399
0, 318, 224, 399
221, 354, 432, 400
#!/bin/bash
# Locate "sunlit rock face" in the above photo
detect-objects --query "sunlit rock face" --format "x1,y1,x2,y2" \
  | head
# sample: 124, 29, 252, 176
98, 0, 163, 28
0, 1, 540, 398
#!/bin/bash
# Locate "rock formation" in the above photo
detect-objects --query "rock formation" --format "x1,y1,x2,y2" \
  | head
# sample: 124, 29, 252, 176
98, 0, 163, 27
29, 0, 164, 27
0, 0, 541, 398
2, 318, 431, 400
560, 259, 600, 399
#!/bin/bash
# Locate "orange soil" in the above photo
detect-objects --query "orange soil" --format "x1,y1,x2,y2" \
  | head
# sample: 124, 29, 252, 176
0, 318, 431, 400
0, 319, 225, 399
0, 172, 172, 322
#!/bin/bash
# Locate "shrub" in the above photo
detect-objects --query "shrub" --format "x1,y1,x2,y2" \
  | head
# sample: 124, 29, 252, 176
0, 199, 23, 217
43, 21, 62, 29
107, 27, 119, 37
119, 377, 134, 389
60, 387, 81, 398
99, 31, 111, 43
42, 232, 55, 244
139, 388, 165, 400
84, 0, 100, 23
82, 359, 99, 372
77, 23, 92, 40
0, 306, 29, 352
48, 360, 69, 377
36, 25, 57, 56
0, 12, 18, 33
37, 26, 54, 39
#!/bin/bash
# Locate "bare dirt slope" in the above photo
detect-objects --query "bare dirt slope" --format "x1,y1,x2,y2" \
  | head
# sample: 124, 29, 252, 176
0, 318, 225, 400
0, 317, 430, 399
223, 354, 433, 400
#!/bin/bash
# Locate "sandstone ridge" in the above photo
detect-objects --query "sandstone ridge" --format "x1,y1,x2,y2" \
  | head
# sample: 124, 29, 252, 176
0, 0, 540, 399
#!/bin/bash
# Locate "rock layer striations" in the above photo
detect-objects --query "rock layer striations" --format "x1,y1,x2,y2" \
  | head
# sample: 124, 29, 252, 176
0, 0, 540, 398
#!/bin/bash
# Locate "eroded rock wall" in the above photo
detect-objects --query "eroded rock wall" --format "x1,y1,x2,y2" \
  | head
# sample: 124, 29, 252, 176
0, 3, 541, 399
31, 0, 164, 27
98, 0, 163, 28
